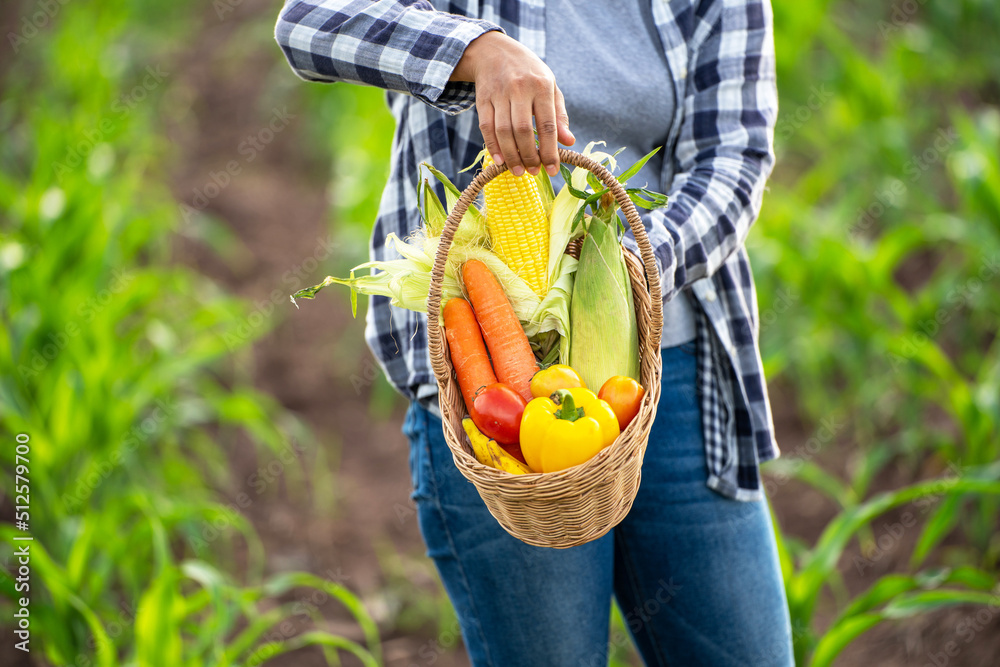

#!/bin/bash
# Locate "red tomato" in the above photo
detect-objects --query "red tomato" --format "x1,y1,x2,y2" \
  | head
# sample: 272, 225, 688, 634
598, 376, 646, 430
472, 383, 527, 447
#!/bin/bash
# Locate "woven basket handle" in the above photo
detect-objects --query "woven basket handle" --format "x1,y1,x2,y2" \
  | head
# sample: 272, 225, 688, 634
427, 148, 664, 379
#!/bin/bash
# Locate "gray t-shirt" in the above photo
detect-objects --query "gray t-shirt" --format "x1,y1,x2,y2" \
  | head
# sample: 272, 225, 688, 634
544, 0, 696, 346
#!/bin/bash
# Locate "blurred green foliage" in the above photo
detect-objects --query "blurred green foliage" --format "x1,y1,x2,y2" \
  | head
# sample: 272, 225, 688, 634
2, 0, 999, 665
0, 1, 379, 664
758, 0, 1000, 663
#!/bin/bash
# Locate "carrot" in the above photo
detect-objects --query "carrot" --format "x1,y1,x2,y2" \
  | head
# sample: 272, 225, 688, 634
443, 298, 497, 418
461, 260, 537, 403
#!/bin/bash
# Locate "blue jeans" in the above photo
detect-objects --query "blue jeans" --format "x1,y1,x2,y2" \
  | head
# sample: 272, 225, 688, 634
403, 344, 793, 666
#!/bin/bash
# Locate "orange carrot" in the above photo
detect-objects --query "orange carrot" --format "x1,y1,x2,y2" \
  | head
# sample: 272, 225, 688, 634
461, 260, 537, 403
443, 298, 497, 417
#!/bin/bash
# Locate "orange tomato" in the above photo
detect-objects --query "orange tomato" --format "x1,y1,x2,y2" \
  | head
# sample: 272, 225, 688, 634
597, 376, 645, 430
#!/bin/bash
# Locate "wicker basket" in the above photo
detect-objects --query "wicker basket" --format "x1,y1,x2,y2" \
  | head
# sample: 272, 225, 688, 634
426, 149, 663, 548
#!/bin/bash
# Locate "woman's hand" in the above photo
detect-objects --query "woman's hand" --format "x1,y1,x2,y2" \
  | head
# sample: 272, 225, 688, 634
451, 31, 575, 177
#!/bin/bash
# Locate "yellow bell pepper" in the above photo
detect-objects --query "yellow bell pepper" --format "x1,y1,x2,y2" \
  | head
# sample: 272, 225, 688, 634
519, 388, 620, 473
529, 364, 586, 399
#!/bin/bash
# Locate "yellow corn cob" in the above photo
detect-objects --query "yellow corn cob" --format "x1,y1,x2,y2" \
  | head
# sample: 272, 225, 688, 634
482, 153, 549, 296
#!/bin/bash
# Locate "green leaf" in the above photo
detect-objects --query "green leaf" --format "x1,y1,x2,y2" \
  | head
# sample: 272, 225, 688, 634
617, 147, 661, 184
881, 589, 1000, 618
813, 570, 999, 667
291, 276, 337, 301
796, 475, 1000, 625
587, 171, 603, 193
350, 270, 358, 318
420, 178, 446, 236
534, 166, 555, 210
180, 560, 232, 662
249, 631, 379, 667
627, 187, 669, 210
559, 164, 590, 200
136, 566, 182, 665
423, 162, 464, 209
810, 613, 883, 667
261, 571, 382, 664
766, 458, 854, 508
910, 494, 963, 568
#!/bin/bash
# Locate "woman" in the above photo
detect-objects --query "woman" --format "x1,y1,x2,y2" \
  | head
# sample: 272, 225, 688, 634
275, 1, 792, 664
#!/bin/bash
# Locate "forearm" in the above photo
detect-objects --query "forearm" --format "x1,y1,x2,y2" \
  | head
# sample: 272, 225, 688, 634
274, 0, 501, 112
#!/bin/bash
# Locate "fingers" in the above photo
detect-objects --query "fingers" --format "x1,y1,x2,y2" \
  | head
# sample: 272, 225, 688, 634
512, 99, 540, 175
477, 99, 503, 166
471, 43, 573, 177
555, 86, 575, 148
534, 87, 560, 176
492, 102, 524, 176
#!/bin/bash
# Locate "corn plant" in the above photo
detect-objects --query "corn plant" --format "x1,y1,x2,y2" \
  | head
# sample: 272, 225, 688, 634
755, 0, 1000, 664
768, 464, 1000, 665
0, 1, 379, 663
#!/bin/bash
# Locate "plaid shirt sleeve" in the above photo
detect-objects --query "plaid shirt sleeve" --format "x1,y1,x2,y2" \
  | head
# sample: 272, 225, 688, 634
274, 0, 503, 114
622, 0, 777, 300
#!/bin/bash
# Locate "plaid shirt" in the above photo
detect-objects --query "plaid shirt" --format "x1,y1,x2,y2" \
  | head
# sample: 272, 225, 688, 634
275, 0, 780, 501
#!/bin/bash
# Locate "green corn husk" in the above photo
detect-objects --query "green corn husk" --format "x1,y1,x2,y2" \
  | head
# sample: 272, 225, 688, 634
290, 143, 661, 373
291, 154, 588, 363
568, 209, 639, 390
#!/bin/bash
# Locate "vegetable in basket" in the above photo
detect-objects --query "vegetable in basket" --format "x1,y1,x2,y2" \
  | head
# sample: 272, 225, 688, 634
482, 152, 550, 297
442, 298, 496, 426
463, 418, 531, 475
290, 156, 583, 366
568, 194, 640, 391
471, 382, 527, 451
461, 259, 537, 403
530, 364, 586, 398
561, 144, 667, 390
519, 388, 620, 473
598, 376, 646, 430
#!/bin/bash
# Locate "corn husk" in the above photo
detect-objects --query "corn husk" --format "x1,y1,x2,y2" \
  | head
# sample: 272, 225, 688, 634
290, 142, 662, 372
567, 204, 640, 390
292, 165, 583, 361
